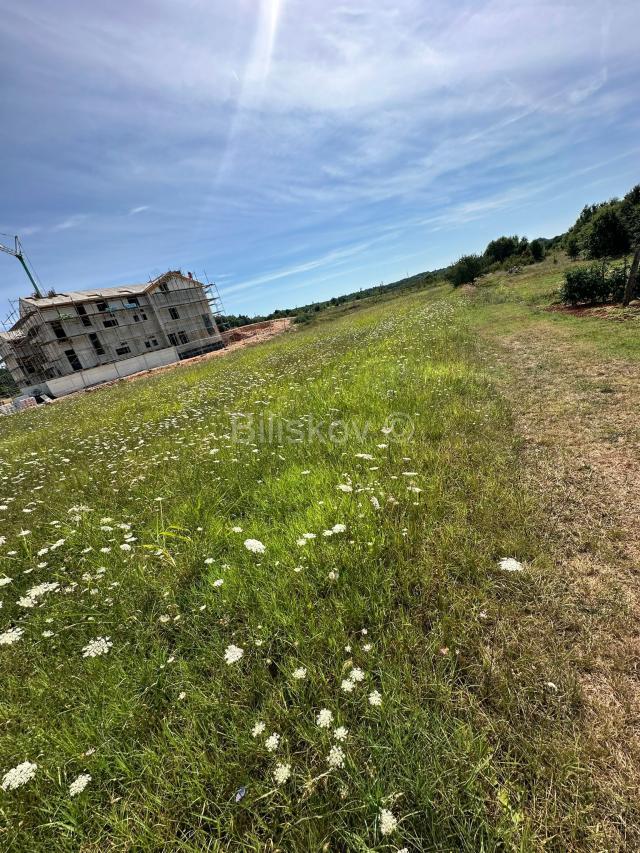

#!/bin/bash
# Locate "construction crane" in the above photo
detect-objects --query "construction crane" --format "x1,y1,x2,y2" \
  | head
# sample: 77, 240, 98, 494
0, 235, 43, 298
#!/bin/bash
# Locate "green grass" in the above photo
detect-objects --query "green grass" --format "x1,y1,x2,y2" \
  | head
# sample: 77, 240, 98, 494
0, 286, 619, 850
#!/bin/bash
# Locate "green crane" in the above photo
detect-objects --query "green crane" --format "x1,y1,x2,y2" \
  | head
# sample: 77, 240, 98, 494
0, 236, 43, 298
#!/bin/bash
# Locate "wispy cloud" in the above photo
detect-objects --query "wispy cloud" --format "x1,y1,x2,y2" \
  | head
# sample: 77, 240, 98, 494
0, 1, 638, 314
52, 214, 87, 232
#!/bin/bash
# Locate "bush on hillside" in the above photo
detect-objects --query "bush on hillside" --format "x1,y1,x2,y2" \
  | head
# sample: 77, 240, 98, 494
447, 254, 485, 287
560, 262, 632, 305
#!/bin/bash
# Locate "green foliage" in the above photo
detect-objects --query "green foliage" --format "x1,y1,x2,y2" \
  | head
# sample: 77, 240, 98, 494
530, 239, 545, 262
560, 261, 631, 305
485, 236, 522, 264
564, 186, 640, 260
0, 367, 18, 398
585, 207, 631, 258
565, 235, 580, 259
447, 253, 485, 286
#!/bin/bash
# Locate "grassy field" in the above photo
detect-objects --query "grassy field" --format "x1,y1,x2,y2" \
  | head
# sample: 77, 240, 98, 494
0, 263, 639, 850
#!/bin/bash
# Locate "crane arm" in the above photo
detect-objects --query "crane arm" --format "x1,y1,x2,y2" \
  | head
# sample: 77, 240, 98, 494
0, 236, 43, 297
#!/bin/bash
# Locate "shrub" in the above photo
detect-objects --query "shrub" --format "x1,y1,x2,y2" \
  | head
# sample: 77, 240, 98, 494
530, 239, 545, 262
560, 262, 629, 305
565, 236, 580, 259
447, 254, 485, 287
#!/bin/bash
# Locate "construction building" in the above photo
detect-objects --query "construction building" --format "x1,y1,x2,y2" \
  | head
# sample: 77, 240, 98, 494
0, 270, 224, 399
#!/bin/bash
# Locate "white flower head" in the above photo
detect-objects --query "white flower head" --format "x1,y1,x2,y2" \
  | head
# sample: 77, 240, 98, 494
336, 484, 353, 493
499, 557, 524, 572
82, 637, 112, 658
379, 807, 398, 835
2, 761, 37, 791
0, 627, 24, 646
327, 745, 345, 769
224, 644, 244, 665
273, 762, 291, 785
368, 689, 382, 706
265, 732, 280, 752
341, 679, 355, 693
244, 538, 265, 554
292, 667, 307, 680
316, 708, 333, 728
333, 726, 348, 741
69, 773, 91, 796
349, 667, 365, 682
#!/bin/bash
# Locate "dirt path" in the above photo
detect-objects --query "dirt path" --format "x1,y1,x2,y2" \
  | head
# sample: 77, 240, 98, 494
485, 319, 640, 837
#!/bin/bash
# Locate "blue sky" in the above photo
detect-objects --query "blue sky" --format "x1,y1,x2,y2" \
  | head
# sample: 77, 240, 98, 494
1, 1, 639, 317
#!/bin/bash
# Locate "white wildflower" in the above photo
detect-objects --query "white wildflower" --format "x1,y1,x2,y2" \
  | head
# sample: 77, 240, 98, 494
273, 762, 291, 785
327, 745, 345, 769
82, 637, 112, 658
379, 807, 398, 835
316, 708, 333, 728
244, 538, 265, 554
292, 667, 307, 680
252, 722, 266, 737
224, 644, 244, 664
1, 761, 37, 791
265, 732, 280, 752
336, 484, 353, 493
0, 577, 12, 587
368, 690, 382, 706
341, 679, 355, 693
349, 667, 365, 682
213, 579, 224, 588
231, 526, 243, 533
69, 773, 91, 796
332, 523, 346, 533
333, 726, 348, 741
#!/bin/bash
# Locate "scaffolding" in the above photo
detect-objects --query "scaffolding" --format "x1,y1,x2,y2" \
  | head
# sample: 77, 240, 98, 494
0, 270, 226, 396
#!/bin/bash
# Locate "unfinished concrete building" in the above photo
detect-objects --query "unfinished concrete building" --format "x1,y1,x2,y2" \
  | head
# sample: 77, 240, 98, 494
0, 271, 224, 398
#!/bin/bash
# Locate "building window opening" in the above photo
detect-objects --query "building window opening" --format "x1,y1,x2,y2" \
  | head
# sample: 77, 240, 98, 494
50, 320, 66, 339
64, 349, 82, 371
89, 333, 105, 356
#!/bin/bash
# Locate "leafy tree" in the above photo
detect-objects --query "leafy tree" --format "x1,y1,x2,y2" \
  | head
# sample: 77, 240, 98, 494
484, 236, 520, 264
586, 207, 631, 258
565, 235, 580, 259
530, 239, 545, 262
447, 254, 485, 287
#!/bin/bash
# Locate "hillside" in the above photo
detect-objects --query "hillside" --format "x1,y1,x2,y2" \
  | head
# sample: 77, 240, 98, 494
0, 257, 639, 849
